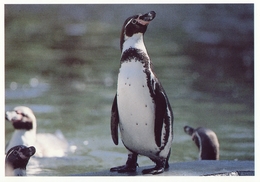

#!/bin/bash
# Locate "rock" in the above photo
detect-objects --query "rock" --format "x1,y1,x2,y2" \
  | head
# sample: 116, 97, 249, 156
71, 160, 254, 176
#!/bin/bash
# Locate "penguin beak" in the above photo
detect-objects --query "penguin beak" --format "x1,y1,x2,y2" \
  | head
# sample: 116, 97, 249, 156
28, 146, 36, 156
136, 11, 156, 25
184, 126, 194, 136
22, 146, 36, 158
139, 11, 156, 21
5, 111, 12, 121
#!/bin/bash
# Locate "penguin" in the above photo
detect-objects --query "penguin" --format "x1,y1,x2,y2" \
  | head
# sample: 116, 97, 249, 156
5, 145, 36, 176
5, 106, 37, 152
184, 125, 219, 160
5, 106, 69, 157
110, 11, 173, 175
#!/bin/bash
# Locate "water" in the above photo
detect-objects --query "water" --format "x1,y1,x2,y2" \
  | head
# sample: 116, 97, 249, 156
5, 4, 254, 176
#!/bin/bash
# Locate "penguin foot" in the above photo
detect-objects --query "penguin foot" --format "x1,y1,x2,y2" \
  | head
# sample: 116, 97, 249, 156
110, 153, 138, 173
142, 159, 169, 175
142, 166, 164, 175
110, 164, 137, 173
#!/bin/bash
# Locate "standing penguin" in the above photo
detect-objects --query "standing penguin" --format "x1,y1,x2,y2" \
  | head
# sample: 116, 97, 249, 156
110, 11, 173, 175
184, 126, 219, 160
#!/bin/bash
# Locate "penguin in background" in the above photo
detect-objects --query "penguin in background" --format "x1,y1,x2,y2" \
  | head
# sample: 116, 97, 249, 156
5, 145, 36, 176
110, 11, 174, 175
5, 106, 69, 157
184, 125, 219, 160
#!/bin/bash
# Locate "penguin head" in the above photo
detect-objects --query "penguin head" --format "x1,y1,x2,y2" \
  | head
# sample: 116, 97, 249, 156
184, 125, 194, 136
120, 11, 156, 51
5, 106, 36, 131
5, 145, 36, 171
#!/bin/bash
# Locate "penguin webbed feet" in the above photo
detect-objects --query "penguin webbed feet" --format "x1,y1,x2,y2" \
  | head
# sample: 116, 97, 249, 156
110, 153, 138, 173
110, 154, 169, 175
110, 163, 138, 173
142, 159, 169, 175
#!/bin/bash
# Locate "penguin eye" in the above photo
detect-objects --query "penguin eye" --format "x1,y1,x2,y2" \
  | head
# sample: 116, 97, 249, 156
131, 19, 137, 24
12, 150, 18, 156
21, 113, 28, 117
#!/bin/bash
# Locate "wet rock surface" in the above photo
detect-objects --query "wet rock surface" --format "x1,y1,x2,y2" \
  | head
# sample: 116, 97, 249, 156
72, 160, 254, 176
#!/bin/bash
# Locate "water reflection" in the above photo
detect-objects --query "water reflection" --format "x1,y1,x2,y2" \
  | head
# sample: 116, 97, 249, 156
6, 78, 50, 100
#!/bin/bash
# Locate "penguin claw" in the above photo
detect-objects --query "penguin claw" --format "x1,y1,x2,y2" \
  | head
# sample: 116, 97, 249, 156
110, 164, 137, 173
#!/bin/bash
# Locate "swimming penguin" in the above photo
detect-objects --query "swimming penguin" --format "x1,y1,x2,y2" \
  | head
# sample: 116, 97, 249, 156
110, 11, 173, 175
5, 145, 36, 176
5, 106, 69, 157
184, 125, 219, 160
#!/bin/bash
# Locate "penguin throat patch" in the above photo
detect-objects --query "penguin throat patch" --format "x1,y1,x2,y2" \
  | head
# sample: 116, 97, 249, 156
13, 121, 33, 130
121, 48, 149, 67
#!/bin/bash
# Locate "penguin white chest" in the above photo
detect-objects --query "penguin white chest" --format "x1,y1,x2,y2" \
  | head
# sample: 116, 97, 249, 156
117, 61, 158, 154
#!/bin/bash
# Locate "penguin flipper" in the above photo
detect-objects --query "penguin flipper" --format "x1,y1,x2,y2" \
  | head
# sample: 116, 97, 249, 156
111, 94, 119, 145
154, 83, 172, 147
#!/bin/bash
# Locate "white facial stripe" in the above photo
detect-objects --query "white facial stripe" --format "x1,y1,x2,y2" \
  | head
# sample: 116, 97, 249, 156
17, 147, 30, 159
124, 18, 133, 29
125, 16, 149, 29
19, 152, 28, 159
6, 149, 15, 160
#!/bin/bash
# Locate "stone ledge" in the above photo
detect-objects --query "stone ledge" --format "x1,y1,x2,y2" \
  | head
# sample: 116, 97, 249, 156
71, 160, 254, 176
